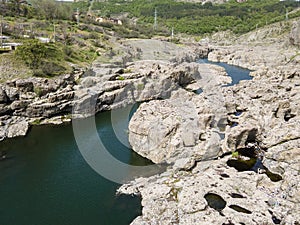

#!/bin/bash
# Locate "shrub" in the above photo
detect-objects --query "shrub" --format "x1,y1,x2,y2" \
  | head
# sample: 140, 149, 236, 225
117, 76, 125, 80
232, 151, 239, 158
40, 61, 66, 77
15, 39, 48, 69
15, 39, 68, 76
33, 87, 43, 97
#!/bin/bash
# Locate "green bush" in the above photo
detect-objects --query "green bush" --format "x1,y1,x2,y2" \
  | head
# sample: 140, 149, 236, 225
33, 87, 43, 97
15, 39, 68, 77
117, 75, 125, 80
40, 61, 66, 77
15, 39, 48, 69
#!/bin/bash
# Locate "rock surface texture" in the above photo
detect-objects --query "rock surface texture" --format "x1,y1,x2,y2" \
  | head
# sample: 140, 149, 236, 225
1, 22, 299, 225
290, 19, 300, 47
0, 42, 208, 141
119, 22, 300, 225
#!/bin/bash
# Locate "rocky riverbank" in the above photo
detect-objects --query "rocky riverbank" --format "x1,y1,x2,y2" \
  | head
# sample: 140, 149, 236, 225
0, 71, 81, 141
1, 19, 299, 225
0, 41, 209, 141
118, 21, 300, 224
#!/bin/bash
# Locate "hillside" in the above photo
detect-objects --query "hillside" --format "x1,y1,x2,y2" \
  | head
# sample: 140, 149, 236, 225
90, 0, 300, 34
0, 0, 300, 81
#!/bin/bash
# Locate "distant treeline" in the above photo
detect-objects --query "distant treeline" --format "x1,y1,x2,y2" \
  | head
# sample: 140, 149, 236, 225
1, 0, 299, 35
0, 0, 76, 20
91, 0, 300, 34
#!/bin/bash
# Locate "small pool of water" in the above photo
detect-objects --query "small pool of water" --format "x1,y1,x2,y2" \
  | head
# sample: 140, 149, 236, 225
226, 147, 282, 182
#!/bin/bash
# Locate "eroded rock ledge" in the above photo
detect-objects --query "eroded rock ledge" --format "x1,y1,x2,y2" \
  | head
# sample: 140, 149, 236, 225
0, 42, 209, 141
119, 36, 300, 224
122, 64, 300, 225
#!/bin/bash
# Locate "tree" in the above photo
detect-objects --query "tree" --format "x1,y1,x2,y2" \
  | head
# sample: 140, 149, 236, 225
10, 0, 22, 15
15, 39, 48, 69
30, 0, 72, 20
15, 39, 67, 76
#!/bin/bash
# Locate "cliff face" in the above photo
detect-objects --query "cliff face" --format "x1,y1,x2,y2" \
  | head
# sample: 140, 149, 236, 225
0, 73, 79, 141
119, 22, 300, 225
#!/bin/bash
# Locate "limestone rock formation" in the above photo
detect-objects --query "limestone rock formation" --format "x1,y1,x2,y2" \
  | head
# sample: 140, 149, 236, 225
0, 116, 29, 141
128, 63, 232, 164
121, 30, 300, 224
0, 71, 80, 140
0, 88, 9, 104
119, 156, 299, 225
0, 43, 210, 141
290, 19, 300, 47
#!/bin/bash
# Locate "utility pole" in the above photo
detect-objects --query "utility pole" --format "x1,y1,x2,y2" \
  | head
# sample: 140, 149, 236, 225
171, 27, 174, 40
30, 23, 33, 37
154, 8, 157, 30
285, 7, 289, 20
0, 16, 3, 48
53, 23, 56, 43
77, 8, 80, 25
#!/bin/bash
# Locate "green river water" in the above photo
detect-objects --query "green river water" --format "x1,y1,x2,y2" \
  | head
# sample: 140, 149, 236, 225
0, 60, 251, 225
0, 107, 150, 225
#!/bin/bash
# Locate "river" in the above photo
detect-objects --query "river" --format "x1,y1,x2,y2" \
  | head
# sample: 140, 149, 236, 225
198, 58, 252, 86
0, 106, 150, 225
0, 60, 251, 225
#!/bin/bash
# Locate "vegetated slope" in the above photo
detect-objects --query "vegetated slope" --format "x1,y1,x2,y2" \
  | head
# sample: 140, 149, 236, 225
210, 15, 300, 46
92, 0, 300, 34
0, 18, 108, 80
1, 0, 300, 81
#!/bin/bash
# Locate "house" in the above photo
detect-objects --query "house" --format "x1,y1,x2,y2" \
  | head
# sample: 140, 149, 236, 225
56, 0, 75, 2
2, 42, 22, 50
36, 37, 50, 43
0, 41, 22, 52
109, 18, 123, 25
95, 17, 105, 23
95, 17, 123, 25
0, 35, 10, 41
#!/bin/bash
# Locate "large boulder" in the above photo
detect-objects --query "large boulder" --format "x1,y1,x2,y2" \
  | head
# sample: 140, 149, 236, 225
290, 19, 300, 47
7, 120, 29, 138
129, 92, 200, 163
129, 92, 227, 164
15, 79, 34, 92
5, 86, 19, 102
0, 87, 9, 104
128, 62, 233, 164
223, 123, 259, 152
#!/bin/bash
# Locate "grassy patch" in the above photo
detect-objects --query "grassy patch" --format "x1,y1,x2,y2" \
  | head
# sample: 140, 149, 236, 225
0, 53, 32, 83
117, 75, 125, 80
31, 118, 42, 125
